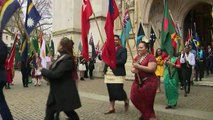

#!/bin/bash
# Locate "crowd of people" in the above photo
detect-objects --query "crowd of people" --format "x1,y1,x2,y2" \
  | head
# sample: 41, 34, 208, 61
1, 31, 213, 120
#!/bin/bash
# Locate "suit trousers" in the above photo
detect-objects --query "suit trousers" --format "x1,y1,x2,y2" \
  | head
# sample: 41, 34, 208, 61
182, 68, 192, 94
0, 82, 13, 120
21, 66, 29, 87
45, 102, 79, 120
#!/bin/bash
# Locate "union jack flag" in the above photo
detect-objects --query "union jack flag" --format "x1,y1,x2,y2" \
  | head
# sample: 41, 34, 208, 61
122, 10, 130, 29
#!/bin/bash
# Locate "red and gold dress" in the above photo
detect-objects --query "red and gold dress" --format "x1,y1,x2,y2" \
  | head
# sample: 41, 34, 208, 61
130, 54, 158, 120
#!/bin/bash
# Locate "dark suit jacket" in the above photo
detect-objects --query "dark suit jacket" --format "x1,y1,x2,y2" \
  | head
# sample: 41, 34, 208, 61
0, 41, 8, 83
112, 47, 127, 76
41, 54, 81, 111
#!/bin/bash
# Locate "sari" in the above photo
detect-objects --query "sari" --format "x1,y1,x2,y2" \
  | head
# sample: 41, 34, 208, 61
164, 57, 180, 106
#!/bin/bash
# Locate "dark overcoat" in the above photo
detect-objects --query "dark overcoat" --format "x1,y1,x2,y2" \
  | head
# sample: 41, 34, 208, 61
112, 47, 127, 76
0, 41, 8, 83
41, 54, 81, 111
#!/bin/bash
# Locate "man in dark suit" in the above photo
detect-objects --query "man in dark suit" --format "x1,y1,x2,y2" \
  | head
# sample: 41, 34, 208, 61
0, 32, 13, 120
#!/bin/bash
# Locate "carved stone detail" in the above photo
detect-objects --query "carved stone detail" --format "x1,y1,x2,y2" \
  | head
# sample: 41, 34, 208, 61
116, 0, 122, 9
127, 0, 135, 8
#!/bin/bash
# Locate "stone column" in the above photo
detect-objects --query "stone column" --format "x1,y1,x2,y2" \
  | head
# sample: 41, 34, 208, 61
52, 0, 81, 54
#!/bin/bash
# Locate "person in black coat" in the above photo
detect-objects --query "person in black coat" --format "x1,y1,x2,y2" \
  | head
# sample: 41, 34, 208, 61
41, 37, 81, 120
0, 31, 13, 120
88, 57, 95, 79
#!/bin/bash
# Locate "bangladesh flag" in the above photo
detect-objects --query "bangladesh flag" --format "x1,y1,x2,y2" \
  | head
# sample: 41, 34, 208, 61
160, 0, 176, 57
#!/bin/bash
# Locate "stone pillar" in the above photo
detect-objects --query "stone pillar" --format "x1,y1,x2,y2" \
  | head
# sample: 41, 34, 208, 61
52, 0, 81, 54
89, 0, 108, 77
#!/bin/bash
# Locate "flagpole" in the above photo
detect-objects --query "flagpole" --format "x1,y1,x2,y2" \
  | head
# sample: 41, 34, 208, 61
16, 11, 33, 55
119, 13, 142, 86
169, 10, 178, 34
119, 16, 133, 60
92, 12, 104, 45
169, 9, 184, 51
8, 34, 18, 59
124, 2, 137, 49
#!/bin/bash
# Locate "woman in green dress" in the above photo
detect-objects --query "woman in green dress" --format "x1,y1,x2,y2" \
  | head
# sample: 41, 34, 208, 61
164, 55, 181, 109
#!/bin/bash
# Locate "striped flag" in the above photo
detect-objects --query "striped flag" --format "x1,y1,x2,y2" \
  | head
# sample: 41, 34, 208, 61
0, 0, 20, 30
20, 34, 28, 61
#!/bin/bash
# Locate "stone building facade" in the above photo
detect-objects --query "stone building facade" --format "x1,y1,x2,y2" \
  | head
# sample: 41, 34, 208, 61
52, 0, 213, 77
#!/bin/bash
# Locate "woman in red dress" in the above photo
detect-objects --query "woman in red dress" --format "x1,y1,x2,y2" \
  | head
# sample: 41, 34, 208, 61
130, 41, 158, 120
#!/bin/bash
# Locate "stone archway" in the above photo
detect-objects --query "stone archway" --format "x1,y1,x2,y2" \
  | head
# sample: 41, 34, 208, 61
140, 0, 213, 50
142, 0, 213, 26
183, 3, 212, 47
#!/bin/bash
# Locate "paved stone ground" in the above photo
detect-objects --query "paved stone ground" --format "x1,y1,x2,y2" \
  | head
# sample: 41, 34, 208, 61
2, 71, 213, 120
193, 73, 213, 86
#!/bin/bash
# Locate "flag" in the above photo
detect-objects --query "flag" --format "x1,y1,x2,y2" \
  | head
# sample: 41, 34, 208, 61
136, 22, 145, 46
81, 0, 92, 61
149, 26, 156, 54
7, 33, 19, 70
20, 35, 28, 61
0, 0, 20, 30
95, 40, 99, 55
89, 34, 96, 59
120, 10, 131, 47
39, 32, 44, 48
25, 0, 41, 35
31, 37, 39, 53
185, 29, 191, 46
78, 42, 82, 51
40, 38, 46, 68
101, 0, 119, 69
192, 23, 200, 48
169, 11, 179, 55
160, 0, 176, 57
176, 23, 182, 38
46, 40, 54, 56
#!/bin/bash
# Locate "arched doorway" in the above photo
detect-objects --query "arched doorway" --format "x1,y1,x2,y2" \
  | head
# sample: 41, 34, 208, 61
184, 3, 212, 48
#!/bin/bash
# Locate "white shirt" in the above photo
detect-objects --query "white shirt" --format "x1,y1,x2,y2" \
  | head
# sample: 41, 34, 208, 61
180, 52, 195, 66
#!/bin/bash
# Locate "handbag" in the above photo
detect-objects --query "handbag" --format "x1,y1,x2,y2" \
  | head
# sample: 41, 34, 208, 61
78, 63, 86, 71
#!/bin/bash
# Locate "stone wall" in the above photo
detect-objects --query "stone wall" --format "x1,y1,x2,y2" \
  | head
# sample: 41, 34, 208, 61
52, 0, 213, 79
